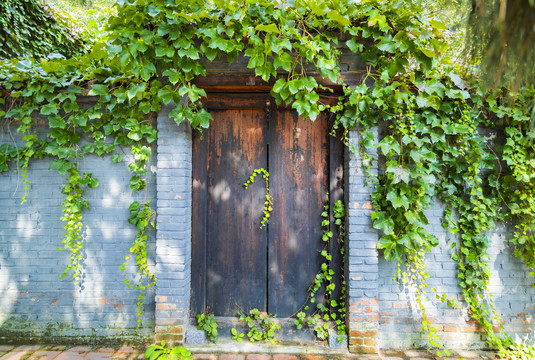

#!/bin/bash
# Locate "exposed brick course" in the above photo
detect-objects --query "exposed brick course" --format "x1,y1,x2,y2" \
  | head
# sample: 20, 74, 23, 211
154, 103, 192, 346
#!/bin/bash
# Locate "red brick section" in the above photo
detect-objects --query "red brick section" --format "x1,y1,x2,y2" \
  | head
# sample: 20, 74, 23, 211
246, 355, 271, 360
300, 355, 327, 360
272, 355, 297, 360
154, 296, 186, 346
218, 355, 245, 360
347, 299, 379, 354
192, 355, 218, 360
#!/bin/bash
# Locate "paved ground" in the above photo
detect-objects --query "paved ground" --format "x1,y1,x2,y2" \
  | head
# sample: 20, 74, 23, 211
0, 345, 500, 360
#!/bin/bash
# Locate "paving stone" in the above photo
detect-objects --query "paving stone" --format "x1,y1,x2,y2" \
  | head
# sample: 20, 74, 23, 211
192, 355, 218, 360
13, 346, 41, 352
452, 350, 489, 359
246, 354, 271, 360
65, 348, 91, 354
54, 352, 86, 360
27, 351, 62, 360
272, 355, 297, 360
219, 355, 245, 360
116, 348, 133, 354
57, 351, 90, 360
0, 351, 31, 360
84, 352, 113, 360
111, 347, 138, 360
403, 350, 432, 358
95, 349, 114, 354
300, 355, 327, 360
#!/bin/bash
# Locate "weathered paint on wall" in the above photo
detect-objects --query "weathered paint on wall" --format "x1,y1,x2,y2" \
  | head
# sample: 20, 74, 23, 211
0, 109, 156, 344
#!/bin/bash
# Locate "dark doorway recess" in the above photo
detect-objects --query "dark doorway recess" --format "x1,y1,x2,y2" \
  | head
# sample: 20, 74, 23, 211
191, 92, 344, 319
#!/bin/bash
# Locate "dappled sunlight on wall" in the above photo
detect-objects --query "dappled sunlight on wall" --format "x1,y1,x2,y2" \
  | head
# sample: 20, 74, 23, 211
0, 126, 156, 342
0, 253, 17, 326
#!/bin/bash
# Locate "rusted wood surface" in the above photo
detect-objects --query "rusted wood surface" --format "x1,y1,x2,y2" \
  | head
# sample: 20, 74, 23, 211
267, 106, 330, 317
192, 92, 344, 318
328, 123, 345, 313
192, 95, 268, 316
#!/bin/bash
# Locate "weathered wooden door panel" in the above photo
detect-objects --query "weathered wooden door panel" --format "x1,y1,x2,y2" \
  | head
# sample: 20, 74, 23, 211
192, 93, 343, 318
268, 108, 329, 317
192, 94, 268, 316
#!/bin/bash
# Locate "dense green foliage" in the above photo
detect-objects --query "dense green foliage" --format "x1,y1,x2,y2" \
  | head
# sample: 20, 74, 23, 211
144, 341, 192, 360
236, 309, 281, 344
0, 0, 534, 356
196, 313, 219, 343
0, 0, 86, 59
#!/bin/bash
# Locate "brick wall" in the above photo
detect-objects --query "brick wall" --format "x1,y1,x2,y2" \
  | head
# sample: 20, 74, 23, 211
377, 211, 535, 350
154, 103, 192, 346
345, 128, 379, 353
0, 103, 156, 343
345, 126, 535, 352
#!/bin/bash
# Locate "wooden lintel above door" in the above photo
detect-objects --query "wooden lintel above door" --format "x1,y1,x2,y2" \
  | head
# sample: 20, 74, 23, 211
192, 71, 365, 93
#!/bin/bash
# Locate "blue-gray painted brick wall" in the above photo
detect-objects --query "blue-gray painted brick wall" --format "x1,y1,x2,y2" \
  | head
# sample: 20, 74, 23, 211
154, 103, 192, 345
345, 127, 380, 353
345, 125, 535, 351
0, 112, 156, 343
374, 170, 535, 348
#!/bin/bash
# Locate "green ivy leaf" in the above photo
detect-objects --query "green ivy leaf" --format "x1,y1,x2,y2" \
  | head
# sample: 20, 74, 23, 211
386, 191, 409, 209
378, 136, 401, 156
377, 35, 397, 52
48, 115, 66, 128
255, 24, 279, 34
327, 10, 350, 27
371, 212, 395, 235
41, 103, 58, 115
158, 86, 175, 105
88, 84, 109, 96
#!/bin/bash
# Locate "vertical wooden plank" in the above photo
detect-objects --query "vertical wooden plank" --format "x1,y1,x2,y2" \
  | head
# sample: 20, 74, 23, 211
329, 122, 345, 312
204, 105, 268, 316
191, 129, 208, 315
268, 108, 329, 317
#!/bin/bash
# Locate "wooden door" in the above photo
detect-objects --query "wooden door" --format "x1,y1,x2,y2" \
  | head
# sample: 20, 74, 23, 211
192, 93, 343, 318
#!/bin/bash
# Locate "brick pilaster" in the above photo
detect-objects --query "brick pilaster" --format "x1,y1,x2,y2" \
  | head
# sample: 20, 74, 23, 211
344, 128, 379, 353
155, 104, 192, 345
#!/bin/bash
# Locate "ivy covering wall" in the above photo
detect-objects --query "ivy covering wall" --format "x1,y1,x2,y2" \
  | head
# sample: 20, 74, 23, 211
0, 0, 534, 357
0, 0, 86, 60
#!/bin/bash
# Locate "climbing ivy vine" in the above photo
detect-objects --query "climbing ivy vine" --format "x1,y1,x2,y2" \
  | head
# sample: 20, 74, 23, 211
1, 0, 534, 356
244, 168, 272, 229
295, 198, 346, 342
